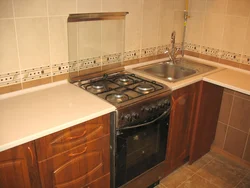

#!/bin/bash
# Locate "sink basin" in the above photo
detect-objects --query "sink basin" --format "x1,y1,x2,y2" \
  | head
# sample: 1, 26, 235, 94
143, 62, 196, 82
134, 59, 217, 82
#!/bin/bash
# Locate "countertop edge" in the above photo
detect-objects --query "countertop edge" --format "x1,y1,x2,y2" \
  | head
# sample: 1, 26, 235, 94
0, 107, 115, 152
203, 77, 250, 95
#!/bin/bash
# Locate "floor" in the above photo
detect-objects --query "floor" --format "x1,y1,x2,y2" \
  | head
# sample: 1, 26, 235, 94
156, 152, 250, 188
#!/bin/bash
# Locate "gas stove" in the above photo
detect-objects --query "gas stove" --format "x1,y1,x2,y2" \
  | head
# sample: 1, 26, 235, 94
74, 72, 171, 108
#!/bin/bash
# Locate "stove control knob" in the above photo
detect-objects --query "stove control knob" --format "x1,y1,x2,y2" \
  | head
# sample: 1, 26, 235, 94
152, 105, 158, 111
132, 113, 139, 119
159, 102, 165, 108
164, 99, 170, 106
124, 114, 132, 122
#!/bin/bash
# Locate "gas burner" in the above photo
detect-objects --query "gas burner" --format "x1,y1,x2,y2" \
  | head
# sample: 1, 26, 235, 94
92, 82, 105, 89
85, 81, 107, 94
115, 75, 134, 86
135, 83, 155, 94
106, 93, 129, 103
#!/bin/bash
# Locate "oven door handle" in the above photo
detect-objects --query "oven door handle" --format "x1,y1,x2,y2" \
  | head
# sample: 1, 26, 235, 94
118, 108, 170, 131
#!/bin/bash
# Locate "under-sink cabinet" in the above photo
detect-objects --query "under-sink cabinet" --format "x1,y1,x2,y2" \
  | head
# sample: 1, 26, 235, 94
167, 82, 200, 170
165, 81, 223, 174
0, 114, 111, 188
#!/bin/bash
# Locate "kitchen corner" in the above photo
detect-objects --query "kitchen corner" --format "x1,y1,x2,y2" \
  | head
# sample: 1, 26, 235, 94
1, 0, 250, 188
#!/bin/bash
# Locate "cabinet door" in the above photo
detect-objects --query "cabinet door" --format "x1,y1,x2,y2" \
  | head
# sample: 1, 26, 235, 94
38, 135, 110, 188
167, 82, 200, 169
189, 81, 223, 163
0, 142, 41, 188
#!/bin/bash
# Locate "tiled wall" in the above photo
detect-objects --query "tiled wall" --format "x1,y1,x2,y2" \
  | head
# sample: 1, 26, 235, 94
185, 0, 250, 70
0, 0, 185, 94
214, 88, 250, 164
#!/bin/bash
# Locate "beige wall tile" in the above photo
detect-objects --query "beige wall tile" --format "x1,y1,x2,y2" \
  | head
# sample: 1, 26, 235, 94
186, 11, 205, 45
102, 20, 124, 55
16, 18, 50, 70
0, 19, 19, 73
243, 20, 250, 56
102, 0, 123, 11
0, 0, 13, 18
158, 0, 174, 45
229, 96, 250, 133
49, 16, 68, 64
189, 0, 207, 12
214, 122, 227, 149
218, 92, 233, 124
124, 0, 143, 51
141, 0, 160, 49
206, 0, 227, 14
173, 11, 184, 43
224, 127, 248, 158
13, 0, 47, 17
174, 0, 185, 11
227, 0, 250, 17
77, 0, 101, 13
202, 13, 225, 49
221, 16, 248, 54
67, 22, 77, 62
48, 0, 76, 16
78, 21, 102, 58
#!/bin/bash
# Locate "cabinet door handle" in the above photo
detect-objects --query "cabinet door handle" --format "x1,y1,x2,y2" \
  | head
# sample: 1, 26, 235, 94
27, 147, 34, 165
68, 147, 87, 157
66, 130, 87, 141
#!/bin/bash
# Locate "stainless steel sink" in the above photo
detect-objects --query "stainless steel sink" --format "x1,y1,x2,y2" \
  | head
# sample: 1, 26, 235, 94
134, 59, 217, 82
143, 62, 196, 82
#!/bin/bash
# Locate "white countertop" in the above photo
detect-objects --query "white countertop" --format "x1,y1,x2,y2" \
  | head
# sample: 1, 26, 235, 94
0, 81, 116, 152
203, 69, 250, 95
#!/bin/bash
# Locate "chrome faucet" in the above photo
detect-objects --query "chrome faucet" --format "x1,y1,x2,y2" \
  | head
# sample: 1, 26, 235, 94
164, 31, 179, 63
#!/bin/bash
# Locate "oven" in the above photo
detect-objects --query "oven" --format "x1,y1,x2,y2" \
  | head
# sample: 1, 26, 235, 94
114, 92, 171, 187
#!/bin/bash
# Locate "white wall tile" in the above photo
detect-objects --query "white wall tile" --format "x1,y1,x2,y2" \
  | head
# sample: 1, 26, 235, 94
48, 0, 76, 16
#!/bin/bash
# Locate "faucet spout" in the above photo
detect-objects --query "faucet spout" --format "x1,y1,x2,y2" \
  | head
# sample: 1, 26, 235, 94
164, 31, 179, 64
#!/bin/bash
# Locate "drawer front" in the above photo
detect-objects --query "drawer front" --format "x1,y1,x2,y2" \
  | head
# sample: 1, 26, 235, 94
81, 173, 110, 188
36, 114, 110, 161
38, 135, 110, 188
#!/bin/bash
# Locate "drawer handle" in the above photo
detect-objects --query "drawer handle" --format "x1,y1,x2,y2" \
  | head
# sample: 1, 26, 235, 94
68, 147, 87, 157
27, 147, 34, 165
66, 130, 87, 141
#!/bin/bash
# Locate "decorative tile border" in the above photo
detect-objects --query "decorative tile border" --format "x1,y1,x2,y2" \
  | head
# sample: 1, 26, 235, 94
21, 65, 51, 82
141, 47, 157, 58
157, 45, 170, 55
242, 55, 250, 65
201, 46, 220, 58
185, 43, 201, 53
220, 50, 241, 63
124, 50, 140, 61
0, 71, 21, 87
68, 61, 78, 73
78, 56, 101, 70
102, 53, 122, 65
52, 62, 69, 76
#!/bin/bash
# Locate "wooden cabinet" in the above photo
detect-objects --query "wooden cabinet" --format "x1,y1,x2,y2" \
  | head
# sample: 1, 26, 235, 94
0, 142, 41, 188
189, 81, 223, 163
36, 114, 111, 188
167, 82, 200, 169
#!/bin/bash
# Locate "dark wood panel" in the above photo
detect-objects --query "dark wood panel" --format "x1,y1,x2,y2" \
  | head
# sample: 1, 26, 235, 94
189, 81, 223, 163
0, 142, 41, 188
36, 114, 110, 161
167, 82, 200, 169
39, 135, 110, 188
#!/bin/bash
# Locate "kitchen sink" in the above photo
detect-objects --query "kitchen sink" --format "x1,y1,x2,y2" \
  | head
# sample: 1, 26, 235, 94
134, 59, 217, 82
142, 62, 196, 82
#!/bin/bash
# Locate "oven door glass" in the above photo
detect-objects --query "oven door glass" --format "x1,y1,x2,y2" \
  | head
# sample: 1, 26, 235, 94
116, 111, 169, 187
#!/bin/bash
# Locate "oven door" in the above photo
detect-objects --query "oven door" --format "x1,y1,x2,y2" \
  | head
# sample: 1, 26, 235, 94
115, 109, 170, 187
